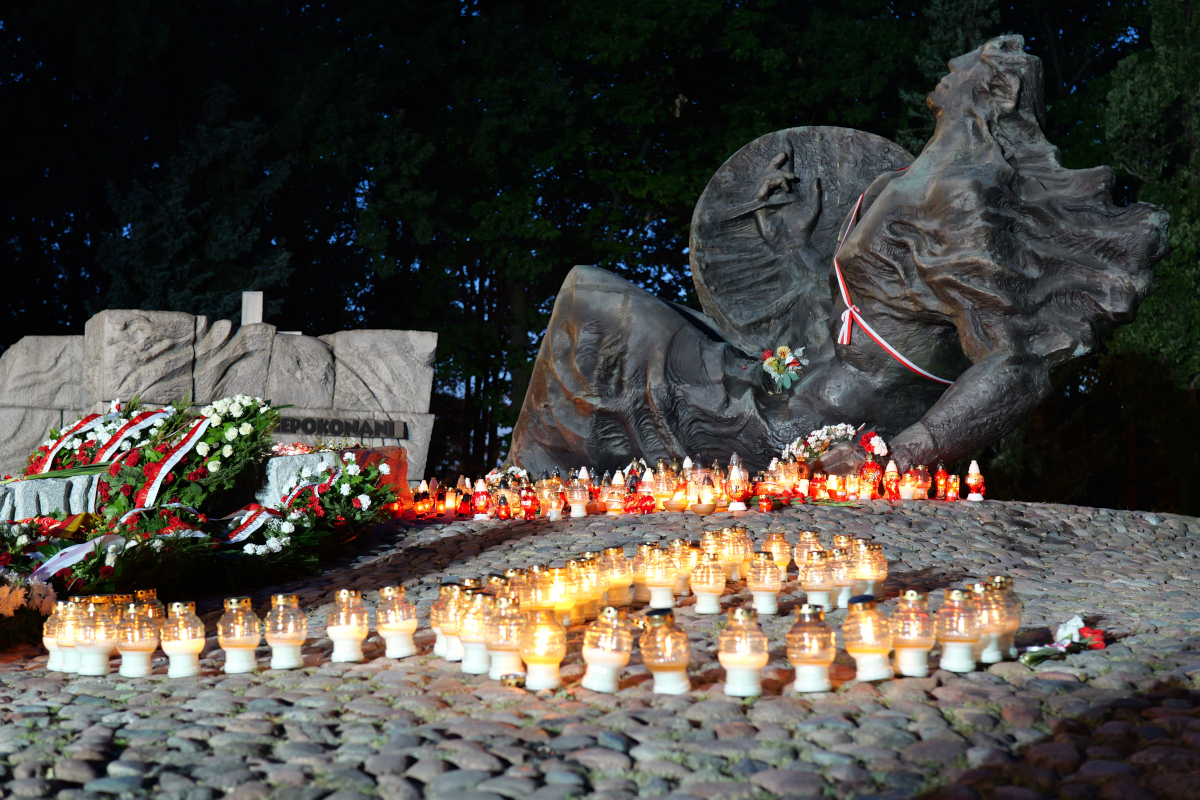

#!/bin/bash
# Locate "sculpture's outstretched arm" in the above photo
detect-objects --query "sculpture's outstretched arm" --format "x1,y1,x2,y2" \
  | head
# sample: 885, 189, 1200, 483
887, 350, 1052, 471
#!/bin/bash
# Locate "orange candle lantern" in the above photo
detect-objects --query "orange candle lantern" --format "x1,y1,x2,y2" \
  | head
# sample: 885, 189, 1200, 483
946, 474, 961, 502
883, 461, 900, 501
934, 462, 949, 500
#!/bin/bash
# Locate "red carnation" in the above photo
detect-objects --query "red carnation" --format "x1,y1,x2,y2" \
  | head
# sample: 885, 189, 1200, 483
0, 553, 11, 567
1078, 627, 1106, 650
762, 349, 773, 360
99, 566, 114, 578
120, 484, 133, 497
37, 445, 50, 454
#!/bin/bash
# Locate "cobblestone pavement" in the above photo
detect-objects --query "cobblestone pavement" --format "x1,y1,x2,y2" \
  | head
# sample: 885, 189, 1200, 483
1, 500, 1200, 800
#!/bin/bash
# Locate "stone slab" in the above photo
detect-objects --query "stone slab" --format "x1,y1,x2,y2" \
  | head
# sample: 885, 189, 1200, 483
83, 310, 197, 408
0, 336, 84, 409
257, 448, 410, 508
0, 407, 63, 480
0, 474, 98, 520
194, 321, 276, 404
265, 335, 336, 409
321, 330, 437, 414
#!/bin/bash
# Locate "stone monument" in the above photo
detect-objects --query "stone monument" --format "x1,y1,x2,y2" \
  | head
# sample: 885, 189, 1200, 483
508, 36, 1170, 475
0, 310, 437, 483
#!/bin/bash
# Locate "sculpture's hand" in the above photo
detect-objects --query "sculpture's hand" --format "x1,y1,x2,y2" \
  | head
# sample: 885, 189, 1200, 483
755, 152, 797, 201
813, 441, 866, 477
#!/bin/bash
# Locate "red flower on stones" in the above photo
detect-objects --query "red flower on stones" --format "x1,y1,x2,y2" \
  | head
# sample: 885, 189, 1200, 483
859, 430, 878, 450
99, 566, 114, 578
1078, 627, 1106, 650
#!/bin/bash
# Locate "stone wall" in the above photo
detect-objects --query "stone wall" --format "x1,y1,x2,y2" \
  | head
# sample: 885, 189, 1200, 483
0, 310, 437, 483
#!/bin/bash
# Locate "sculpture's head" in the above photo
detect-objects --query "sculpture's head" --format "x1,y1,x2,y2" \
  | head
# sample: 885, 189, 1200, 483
929, 35, 1046, 133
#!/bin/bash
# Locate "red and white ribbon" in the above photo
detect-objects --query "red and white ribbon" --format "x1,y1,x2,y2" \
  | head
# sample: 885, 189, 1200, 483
134, 417, 212, 508
118, 503, 200, 526
833, 170, 954, 386
282, 469, 342, 507
30, 534, 126, 582
220, 504, 283, 543
40, 414, 105, 474
93, 410, 170, 464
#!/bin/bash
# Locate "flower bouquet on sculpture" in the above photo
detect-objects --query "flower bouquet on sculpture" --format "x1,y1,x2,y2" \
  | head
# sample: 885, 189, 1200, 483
21, 398, 178, 477
761, 345, 808, 392
783, 423, 858, 462
275, 451, 396, 546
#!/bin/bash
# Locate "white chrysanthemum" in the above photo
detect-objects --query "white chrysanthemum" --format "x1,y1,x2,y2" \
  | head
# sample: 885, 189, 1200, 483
356, 494, 371, 509
208, 460, 221, 474
239, 423, 252, 436
280, 521, 295, 534
196, 442, 210, 457
266, 537, 283, 553
378, 464, 391, 475
243, 542, 257, 554
225, 427, 238, 442
347, 464, 361, 476
870, 435, 888, 457
288, 510, 302, 521
318, 463, 331, 473
343, 453, 356, 463
222, 445, 233, 458
120, 440, 132, 452
105, 544, 120, 567
339, 483, 351, 496
300, 466, 313, 479
229, 403, 244, 419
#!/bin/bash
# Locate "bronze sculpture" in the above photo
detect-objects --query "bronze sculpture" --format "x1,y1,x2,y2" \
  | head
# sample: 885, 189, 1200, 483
508, 36, 1169, 475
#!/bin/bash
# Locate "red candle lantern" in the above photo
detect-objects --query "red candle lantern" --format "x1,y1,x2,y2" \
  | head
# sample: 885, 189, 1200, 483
758, 495, 773, 513
859, 457, 883, 500
934, 462, 949, 500
946, 475, 961, 502
883, 461, 901, 501
497, 495, 512, 520
472, 479, 491, 520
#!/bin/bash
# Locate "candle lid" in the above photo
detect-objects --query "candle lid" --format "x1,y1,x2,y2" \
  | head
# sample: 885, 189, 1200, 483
989, 575, 1013, 589
334, 589, 362, 602
272, 593, 299, 606
380, 585, 405, 599
168, 601, 195, 616
795, 604, 825, 621
135, 588, 158, 600
728, 607, 757, 623
645, 608, 675, 627
847, 596, 877, 610
900, 589, 926, 603
944, 589, 969, 602
460, 577, 483, 589
223, 596, 252, 611
503, 568, 527, 579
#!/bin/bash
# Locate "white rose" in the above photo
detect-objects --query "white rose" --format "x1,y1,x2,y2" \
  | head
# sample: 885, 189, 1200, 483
119, 440, 131, 452
288, 511, 302, 521
378, 464, 391, 475
200, 406, 214, 417
225, 428, 238, 441
356, 494, 371, 510
279, 536, 291, 547
256, 544, 270, 556
14, 535, 28, 547
229, 403, 244, 419
347, 464, 361, 476
215, 399, 230, 413
195, 442, 210, 457
261, 405, 271, 412
239, 423, 252, 436
210, 415, 222, 425
266, 538, 283, 553
339, 483, 351, 496
208, 460, 221, 473
280, 521, 295, 534
222, 445, 233, 458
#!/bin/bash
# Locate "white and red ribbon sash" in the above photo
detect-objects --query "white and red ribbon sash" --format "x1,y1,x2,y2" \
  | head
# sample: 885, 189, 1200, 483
135, 417, 212, 508
118, 503, 200, 526
832, 169, 954, 386
30, 534, 126, 581
93, 410, 170, 464
282, 468, 342, 507
220, 503, 283, 543
40, 414, 105, 474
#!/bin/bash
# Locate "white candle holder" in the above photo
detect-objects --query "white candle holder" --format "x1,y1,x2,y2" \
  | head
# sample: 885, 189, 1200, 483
162, 640, 203, 678
727, 500, 747, 511
223, 647, 258, 674
524, 662, 562, 691
632, 581, 650, 603
836, 585, 853, 609
76, 643, 115, 676
547, 508, 562, 522
751, 591, 778, 616
487, 650, 524, 681
61, 648, 80, 673
44, 638, 62, 672
607, 586, 632, 607
894, 648, 930, 678
850, 652, 893, 682
648, 586, 675, 609
673, 574, 690, 596
432, 627, 446, 657
443, 634, 464, 662
694, 591, 722, 615
791, 664, 832, 693
979, 633, 1004, 664
650, 668, 691, 695
328, 628, 366, 663
803, 590, 831, 611
967, 492, 984, 502
473, 512, 490, 521
118, 649, 154, 678
860, 580, 879, 597
570, 502, 588, 518
1000, 632, 1018, 661
380, 627, 417, 659
720, 662, 764, 697
939, 641, 976, 673
581, 647, 629, 694
269, 643, 304, 671
461, 641, 491, 674
899, 486, 916, 500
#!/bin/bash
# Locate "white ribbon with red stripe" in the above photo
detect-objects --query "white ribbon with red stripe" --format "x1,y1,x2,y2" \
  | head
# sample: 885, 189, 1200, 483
281, 469, 342, 507
30, 535, 126, 582
219, 504, 283, 543
118, 503, 200, 526
40, 414, 105, 474
832, 177, 954, 386
93, 409, 171, 465
134, 417, 212, 508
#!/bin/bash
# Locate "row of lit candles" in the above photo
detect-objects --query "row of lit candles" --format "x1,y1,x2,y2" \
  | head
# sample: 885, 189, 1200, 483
411, 456, 987, 520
